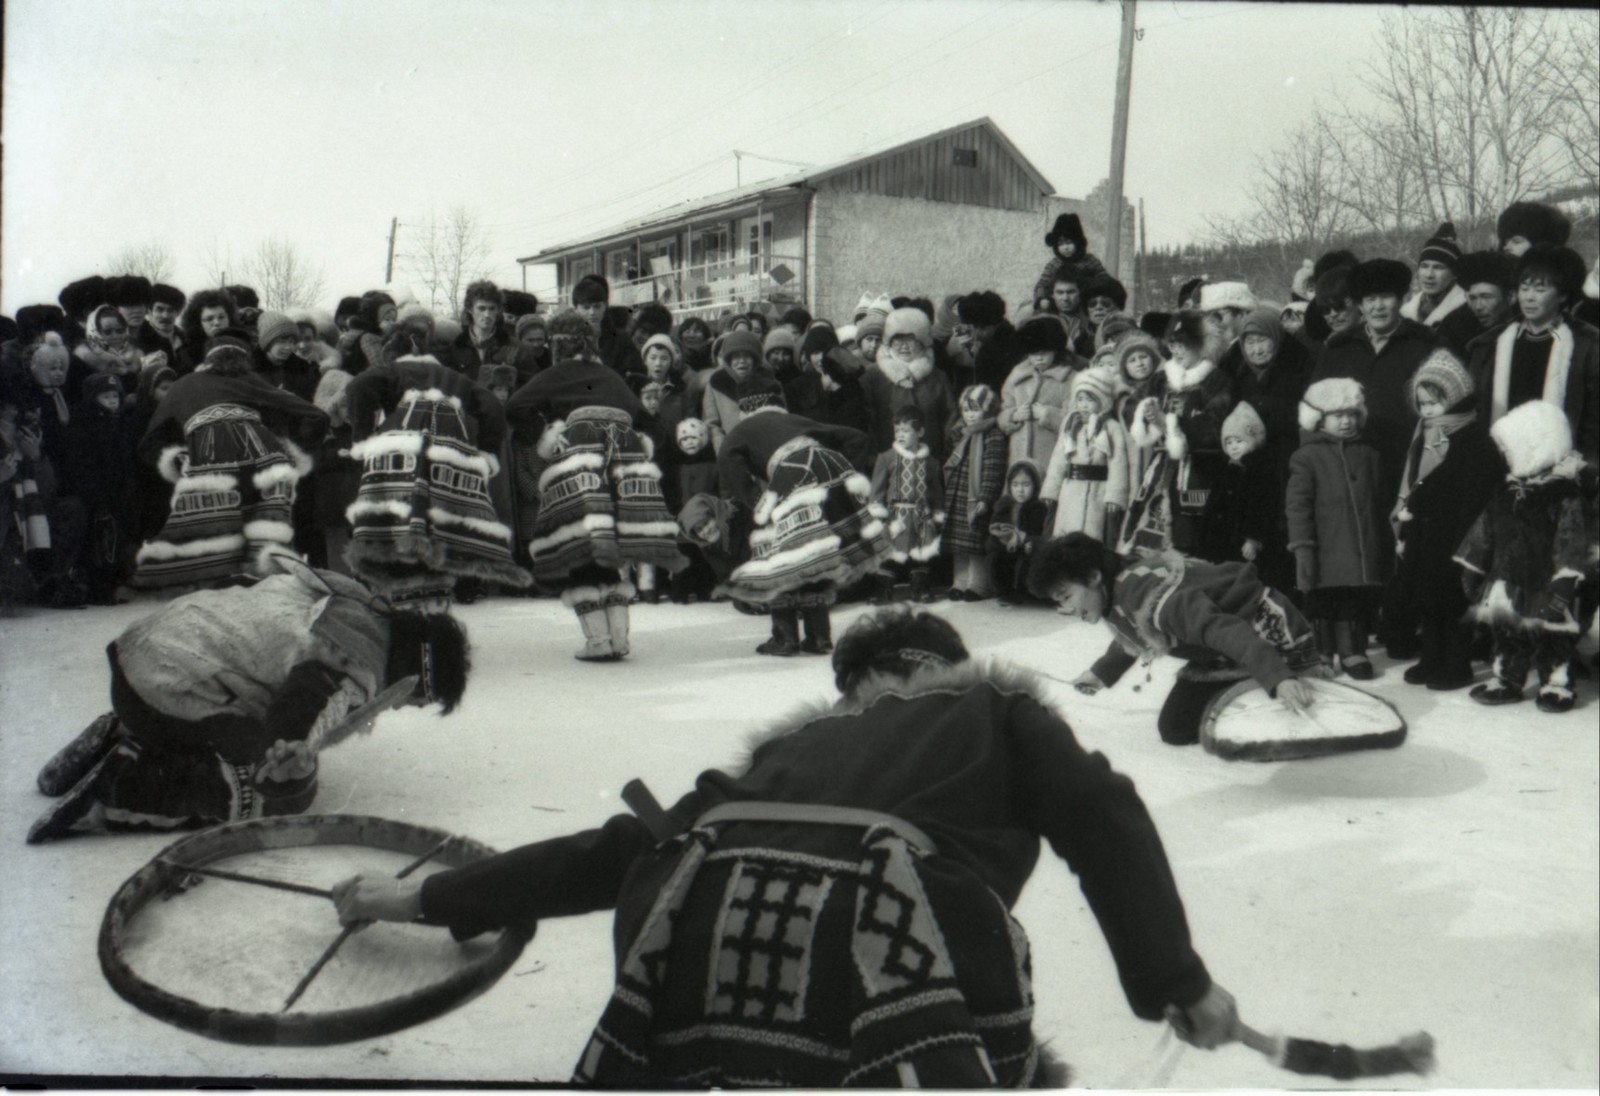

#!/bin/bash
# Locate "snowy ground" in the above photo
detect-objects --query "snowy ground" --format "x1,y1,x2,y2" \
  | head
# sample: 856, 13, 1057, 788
2, 592, 1597, 1088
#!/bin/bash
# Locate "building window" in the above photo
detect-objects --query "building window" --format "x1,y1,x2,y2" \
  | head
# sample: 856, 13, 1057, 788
952, 147, 977, 167
606, 246, 638, 284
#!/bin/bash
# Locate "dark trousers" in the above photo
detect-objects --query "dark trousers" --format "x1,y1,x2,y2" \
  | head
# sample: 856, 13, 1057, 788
1157, 677, 1236, 746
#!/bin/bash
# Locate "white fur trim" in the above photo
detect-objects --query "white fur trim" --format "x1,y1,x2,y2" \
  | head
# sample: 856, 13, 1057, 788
136, 533, 246, 563
612, 460, 664, 482
1161, 358, 1216, 393
867, 502, 890, 520
350, 433, 426, 461
770, 484, 830, 526
536, 419, 568, 461
892, 442, 931, 460
427, 507, 512, 542
242, 519, 295, 545
752, 489, 781, 527
844, 473, 871, 501
1490, 399, 1575, 478
281, 438, 314, 477
1401, 282, 1467, 327
426, 443, 493, 478
529, 512, 616, 555
559, 584, 604, 609
615, 520, 683, 537
638, 433, 654, 461
909, 537, 943, 561
732, 533, 845, 578
399, 387, 463, 411
172, 471, 238, 494
1164, 412, 1188, 459
1129, 398, 1164, 449
1490, 323, 1575, 425
482, 452, 501, 478
253, 462, 303, 491
157, 445, 189, 484
1469, 579, 1523, 626
537, 449, 606, 492
346, 498, 412, 524
1297, 400, 1324, 433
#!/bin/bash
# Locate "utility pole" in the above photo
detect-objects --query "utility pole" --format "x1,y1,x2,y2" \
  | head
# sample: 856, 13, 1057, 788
1106, 0, 1138, 278
384, 217, 399, 284
1137, 196, 1147, 311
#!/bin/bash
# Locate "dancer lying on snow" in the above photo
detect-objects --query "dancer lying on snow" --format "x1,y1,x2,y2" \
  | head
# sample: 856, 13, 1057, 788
332, 607, 1239, 1087
27, 548, 469, 843
1028, 533, 1325, 746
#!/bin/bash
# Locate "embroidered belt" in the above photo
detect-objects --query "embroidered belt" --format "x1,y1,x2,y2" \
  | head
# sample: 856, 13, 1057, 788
696, 800, 939, 854
567, 405, 633, 426
767, 435, 821, 478
1066, 463, 1109, 481
185, 404, 260, 433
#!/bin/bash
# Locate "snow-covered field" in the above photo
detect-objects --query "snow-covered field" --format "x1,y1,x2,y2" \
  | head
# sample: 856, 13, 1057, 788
2, 593, 1596, 1088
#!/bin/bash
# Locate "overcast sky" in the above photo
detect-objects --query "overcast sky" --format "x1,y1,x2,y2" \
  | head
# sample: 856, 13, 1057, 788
2, 0, 1398, 315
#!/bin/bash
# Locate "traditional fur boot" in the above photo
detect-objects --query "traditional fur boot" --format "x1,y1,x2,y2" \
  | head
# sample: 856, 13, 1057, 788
757, 610, 801, 656
37, 711, 121, 797
562, 586, 613, 661
799, 607, 833, 654
602, 582, 635, 659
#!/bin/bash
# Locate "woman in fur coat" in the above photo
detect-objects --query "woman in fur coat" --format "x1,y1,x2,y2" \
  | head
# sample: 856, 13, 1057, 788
943, 384, 1009, 600
1454, 399, 1591, 713
1389, 351, 1502, 690
861, 307, 957, 459
998, 315, 1078, 472
132, 340, 328, 590
1042, 367, 1129, 542
1157, 312, 1235, 553
332, 607, 1238, 1087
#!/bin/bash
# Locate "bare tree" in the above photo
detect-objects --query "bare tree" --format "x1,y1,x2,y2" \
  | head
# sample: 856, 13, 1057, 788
1541, 14, 1600, 195
402, 206, 494, 317
103, 241, 176, 284
240, 236, 326, 310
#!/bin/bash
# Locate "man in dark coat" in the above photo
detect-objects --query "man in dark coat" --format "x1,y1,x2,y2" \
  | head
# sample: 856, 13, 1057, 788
948, 290, 1021, 393
571, 274, 643, 377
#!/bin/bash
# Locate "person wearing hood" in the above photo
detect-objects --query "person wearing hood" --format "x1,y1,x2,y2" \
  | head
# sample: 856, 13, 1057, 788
701, 328, 785, 452
1399, 223, 1479, 359
861, 307, 956, 458
998, 315, 1078, 473
1229, 307, 1312, 483
942, 384, 1008, 601
1041, 368, 1129, 544
1454, 400, 1590, 713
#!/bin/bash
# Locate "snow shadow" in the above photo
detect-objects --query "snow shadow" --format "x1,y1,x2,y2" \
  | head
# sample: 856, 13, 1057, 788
1261, 742, 1488, 800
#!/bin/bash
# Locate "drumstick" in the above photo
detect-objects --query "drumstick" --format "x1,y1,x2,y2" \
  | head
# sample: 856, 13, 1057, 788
159, 861, 333, 900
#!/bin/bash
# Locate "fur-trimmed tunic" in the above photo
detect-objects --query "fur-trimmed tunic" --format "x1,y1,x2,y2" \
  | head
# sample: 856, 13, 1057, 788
870, 443, 945, 564
1453, 460, 1589, 626
1042, 410, 1130, 540
413, 659, 1212, 1087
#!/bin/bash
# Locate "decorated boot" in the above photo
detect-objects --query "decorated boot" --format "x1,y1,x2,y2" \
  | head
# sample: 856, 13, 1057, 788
562, 586, 614, 661
603, 582, 635, 659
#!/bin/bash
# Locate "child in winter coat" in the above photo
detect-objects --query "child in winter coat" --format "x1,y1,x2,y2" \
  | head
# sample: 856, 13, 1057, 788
1197, 402, 1291, 593
671, 417, 719, 515
63, 373, 137, 603
1390, 351, 1502, 691
987, 461, 1050, 604
671, 492, 738, 603
869, 406, 945, 602
942, 384, 1008, 600
1031, 213, 1110, 311
1286, 378, 1388, 679
998, 316, 1076, 471
1454, 399, 1591, 712
1041, 368, 1129, 542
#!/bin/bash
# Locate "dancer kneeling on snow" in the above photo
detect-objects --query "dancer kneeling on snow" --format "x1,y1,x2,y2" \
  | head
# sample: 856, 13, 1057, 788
132, 338, 329, 589
343, 353, 532, 606
1029, 533, 1324, 746
28, 550, 469, 843
505, 309, 685, 660
715, 401, 889, 654
332, 607, 1239, 1086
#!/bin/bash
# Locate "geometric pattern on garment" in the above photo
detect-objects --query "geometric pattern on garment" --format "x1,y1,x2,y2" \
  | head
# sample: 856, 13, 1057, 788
851, 834, 955, 996
707, 857, 833, 1022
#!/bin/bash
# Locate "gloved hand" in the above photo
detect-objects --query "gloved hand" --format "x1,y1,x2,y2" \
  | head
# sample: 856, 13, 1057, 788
1294, 547, 1317, 593
1541, 575, 1581, 632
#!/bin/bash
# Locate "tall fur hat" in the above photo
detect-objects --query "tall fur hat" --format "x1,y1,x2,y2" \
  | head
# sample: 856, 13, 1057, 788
1083, 273, 1128, 310
1068, 367, 1116, 413
1496, 201, 1572, 249
1418, 222, 1461, 272
717, 328, 764, 365
1198, 280, 1256, 313
107, 275, 153, 308
1408, 348, 1475, 414
1456, 249, 1515, 292
959, 383, 997, 413
1490, 398, 1573, 479
15, 304, 67, 343
882, 307, 933, 349
57, 276, 107, 323
1314, 264, 1356, 309
150, 283, 187, 311
1351, 258, 1413, 300
956, 290, 1006, 327
1045, 212, 1088, 250
1299, 377, 1366, 432
502, 289, 539, 317
1313, 249, 1360, 283
1016, 314, 1068, 357
1515, 244, 1587, 300
676, 417, 709, 451
1220, 401, 1267, 452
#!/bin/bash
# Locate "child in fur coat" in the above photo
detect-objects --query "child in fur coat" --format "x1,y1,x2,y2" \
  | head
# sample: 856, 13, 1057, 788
1286, 378, 1387, 679
869, 406, 945, 602
987, 461, 1050, 604
943, 384, 1008, 600
1390, 351, 1502, 691
1197, 401, 1289, 593
1042, 368, 1129, 543
1454, 399, 1591, 712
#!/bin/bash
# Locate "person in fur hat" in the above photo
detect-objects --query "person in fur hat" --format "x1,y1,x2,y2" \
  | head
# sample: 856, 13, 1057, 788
27, 549, 473, 843
1286, 378, 1388, 679
1457, 250, 1516, 336
1042, 368, 1129, 544
943, 384, 1008, 600
986, 460, 1051, 604
1497, 201, 1572, 256
333, 605, 1238, 1087
785, 321, 872, 436
131, 342, 328, 590
701, 328, 785, 452
861, 307, 956, 458
1453, 400, 1590, 712
1465, 244, 1599, 468
62, 373, 137, 603
1032, 211, 1110, 310
949, 290, 1022, 393
999, 314, 1079, 473
505, 309, 685, 660
1389, 350, 1502, 691
868, 406, 945, 603
1030, 533, 1323, 746
1197, 401, 1290, 593
1401, 223, 1480, 358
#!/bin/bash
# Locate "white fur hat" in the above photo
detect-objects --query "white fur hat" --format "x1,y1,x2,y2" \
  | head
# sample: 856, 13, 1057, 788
1221, 401, 1267, 450
676, 416, 709, 450
1490, 399, 1574, 479
1199, 281, 1257, 312
882, 307, 932, 349
835, 323, 859, 346
1299, 377, 1366, 432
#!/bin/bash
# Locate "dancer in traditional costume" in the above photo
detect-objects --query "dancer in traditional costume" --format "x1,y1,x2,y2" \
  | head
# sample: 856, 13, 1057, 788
333, 607, 1239, 1086
504, 310, 685, 660
28, 549, 470, 842
343, 353, 531, 607
131, 339, 328, 589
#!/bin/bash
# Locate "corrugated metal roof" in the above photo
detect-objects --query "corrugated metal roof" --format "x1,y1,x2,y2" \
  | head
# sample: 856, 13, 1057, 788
518, 117, 1057, 264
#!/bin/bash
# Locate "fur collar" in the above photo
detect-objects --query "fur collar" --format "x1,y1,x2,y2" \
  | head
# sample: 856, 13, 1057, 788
1401, 282, 1468, 326
875, 351, 935, 388
892, 441, 931, 460
1161, 358, 1216, 393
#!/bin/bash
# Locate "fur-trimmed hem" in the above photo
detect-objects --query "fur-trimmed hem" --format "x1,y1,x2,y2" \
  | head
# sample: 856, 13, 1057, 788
770, 484, 830, 526
529, 512, 616, 554
536, 419, 568, 462
426, 507, 512, 542
615, 520, 682, 538
280, 438, 314, 477
753, 489, 781, 527
347, 498, 412, 525
612, 460, 664, 482
732, 533, 844, 579
136, 532, 246, 563
844, 473, 871, 501
157, 445, 190, 485
482, 451, 501, 478
399, 387, 463, 412
253, 462, 304, 491
241, 519, 295, 544
172, 471, 238, 494
1164, 411, 1187, 459
560, 584, 604, 609
350, 433, 426, 461
538, 448, 606, 492
426, 443, 493, 478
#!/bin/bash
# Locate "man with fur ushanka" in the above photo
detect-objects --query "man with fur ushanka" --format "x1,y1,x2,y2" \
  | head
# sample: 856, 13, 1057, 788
332, 606, 1239, 1086
948, 290, 1022, 393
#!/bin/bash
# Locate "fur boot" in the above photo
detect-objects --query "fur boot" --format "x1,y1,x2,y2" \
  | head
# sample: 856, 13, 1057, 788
602, 582, 635, 659
37, 711, 121, 797
757, 610, 801, 656
563, 585, 613, 661
800, 607, 833, 654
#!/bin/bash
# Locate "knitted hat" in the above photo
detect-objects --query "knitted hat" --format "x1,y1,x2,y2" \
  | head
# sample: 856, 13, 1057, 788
1408, 348, 1475, 414
1489, 398, 1573, 479
1112, 331, 1162, 383
1456, 249, 1515, 292
1351, 258, 1412, 300
853, 293, 893, 323
799, 322, 840, 359
956, 290, 1006, 327
639, 381, 666, 403
959, 383, 997, 413
1068, 367, 1115, 413
515, 313, 548, 341
763, 327, 800, 357
718, 328, 764, 365
571, 274, 610, 305
1418, 222, 1461, 272
1015, 314, 1068, 357
676, 417, 709, 451
150, 283, 187, 310
1238, 307, 1284, 347
640, 332, 680, 365
108, 275, 153, 308
1496, 201, 1572, 249
1198, 280, 1255, 312
1083, 273, 1128, 310
1220, 401, 1267, 451
855, 314, 886, 343
1515, 244, 1587, 300
1045, 212, 1088, 251
255, 311, 298, 350
1299, 377, 1366, 432
882, 307, 932, 349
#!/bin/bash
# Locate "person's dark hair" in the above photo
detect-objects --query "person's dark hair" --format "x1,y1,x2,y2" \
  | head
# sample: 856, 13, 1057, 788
385, 611, 472, 714
780, 307, 813, 331
223, 284, 260, 310
1026, 533, 1124, 600
571, 274, 610, 306
892, 404, 926, 429
678, 316, 712, 342
632, 302, 674, 338
831, 607, 970, 697
745, 310, 771, 337
1051, 269, 1083, 291
1515, 244, 1587, 302
462, 280, 504, 316
200, 344, 256, 377
181, 289, 240, 348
